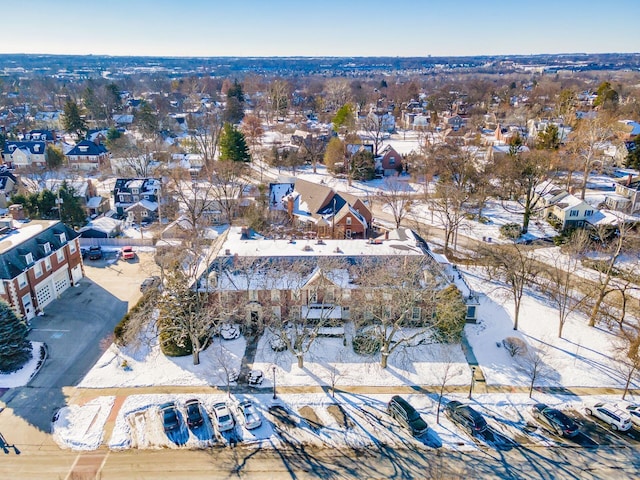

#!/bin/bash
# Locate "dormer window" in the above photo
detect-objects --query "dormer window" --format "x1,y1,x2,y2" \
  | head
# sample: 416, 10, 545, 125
79, 146, 89, 153
24, 252, 34, 265
57, 232, 67, 244
43, 242, 51, 254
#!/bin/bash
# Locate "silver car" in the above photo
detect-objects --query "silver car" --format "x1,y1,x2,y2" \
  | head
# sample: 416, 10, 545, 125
212, 402, 235, 432
238, 400, 262, 430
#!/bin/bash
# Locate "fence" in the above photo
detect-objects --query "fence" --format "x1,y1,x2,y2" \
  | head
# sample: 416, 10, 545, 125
79, 237, 155, 248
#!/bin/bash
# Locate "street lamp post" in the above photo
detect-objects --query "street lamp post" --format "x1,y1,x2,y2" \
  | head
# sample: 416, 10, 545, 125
272, 366, 277, 400
468, 366, 476, 399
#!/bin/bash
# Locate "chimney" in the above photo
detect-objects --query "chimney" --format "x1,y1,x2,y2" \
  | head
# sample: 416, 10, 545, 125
9, 204, 25, 220
628, 173, 633, 186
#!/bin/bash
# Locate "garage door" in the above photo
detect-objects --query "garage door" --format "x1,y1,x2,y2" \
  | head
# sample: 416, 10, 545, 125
53, 270, 70, 295
35, 283, 54, 309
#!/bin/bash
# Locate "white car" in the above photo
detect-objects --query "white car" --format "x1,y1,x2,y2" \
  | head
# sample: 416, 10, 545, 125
237, 400, 262, 430
585, 403, 632, 431
623, 404, 640, 428
212, 402, 235, 432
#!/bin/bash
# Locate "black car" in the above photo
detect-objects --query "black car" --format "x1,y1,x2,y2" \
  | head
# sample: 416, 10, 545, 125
87, 245, 103, 260
531, 403, 579, 437
387, 395, 429, 436
184, 399, 204, 429
444, 400, 488, 436
159, 402, 180, 432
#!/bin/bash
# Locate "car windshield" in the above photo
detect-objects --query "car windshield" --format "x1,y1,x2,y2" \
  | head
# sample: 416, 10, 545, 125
219, 414, 231, 423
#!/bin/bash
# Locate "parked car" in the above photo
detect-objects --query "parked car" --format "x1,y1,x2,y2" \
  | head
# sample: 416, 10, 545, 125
121, 246, 136, 260
237, 400, 262, 430
624, 404, 640, 428
140, 276, 161, 293
212, 402, 235, 432
159, 402, 180, 432
444, 400, 488, 436
585, 402, 632, 431
387, 395, 429, 436
87, 245, 103, 260
184, 399, 204, 429
531, 403, 579, 437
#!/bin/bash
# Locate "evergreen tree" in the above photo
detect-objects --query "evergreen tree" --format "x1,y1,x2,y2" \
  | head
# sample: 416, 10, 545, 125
45, 145, 65, 169
59, 182, 87, 227
0, 301, 32, 373
62, 100, 88, 139
226, 79, 245, 102
626, 137, 640, 169
332, 103, 355, 132
350, 149, 375, 181
219, 123, 251, 162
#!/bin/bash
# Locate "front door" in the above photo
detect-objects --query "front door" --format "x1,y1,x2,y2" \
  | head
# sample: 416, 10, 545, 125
22, 293, 35, 320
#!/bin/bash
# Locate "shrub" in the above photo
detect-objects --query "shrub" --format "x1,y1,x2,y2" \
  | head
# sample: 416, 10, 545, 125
352, 331, 381, 355
500, 222, 521, 240
502, 336, 527, 357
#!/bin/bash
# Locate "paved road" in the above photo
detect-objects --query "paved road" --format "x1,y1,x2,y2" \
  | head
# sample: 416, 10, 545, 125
0, 253, 151, 433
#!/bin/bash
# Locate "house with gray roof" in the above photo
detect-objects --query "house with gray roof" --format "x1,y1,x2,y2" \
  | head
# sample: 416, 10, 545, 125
0, 216, 83, 320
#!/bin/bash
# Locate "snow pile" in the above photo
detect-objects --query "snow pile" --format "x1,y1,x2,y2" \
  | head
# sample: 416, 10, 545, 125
52, 396, 115, 450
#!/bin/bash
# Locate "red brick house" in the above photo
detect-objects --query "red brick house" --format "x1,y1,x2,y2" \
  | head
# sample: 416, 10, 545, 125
0, 217, 83, 320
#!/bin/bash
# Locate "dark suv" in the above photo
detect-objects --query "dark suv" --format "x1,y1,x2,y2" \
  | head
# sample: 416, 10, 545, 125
387, 395, 429, 436
444, 400, 488, 436
87, 245, 103, 260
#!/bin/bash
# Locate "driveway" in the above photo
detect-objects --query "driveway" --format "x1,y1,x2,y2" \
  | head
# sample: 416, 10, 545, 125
1, 252, 157, 432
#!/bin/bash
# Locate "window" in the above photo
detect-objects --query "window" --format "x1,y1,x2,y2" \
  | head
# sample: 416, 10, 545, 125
271, 289, 280, 302
292, 289, 301, 301
249, 290, 258, 302
58, 232, 67, 244
43, 242, 51, 254
412, 307, 421, 321
346, 217, 352, 225
69, 241, 77, 254
45, 257, 51, 271
34, 262, 43, 278
290, 306, 300, 319
18, 273, 27, 289
346, 229, 352, 239
389, 157, 396, 166
342, 289, 351, 301
24, 253, 33, 265
569, 210, 579, 217
585, 210, 594, 216
326, 288, 334, 303
308, 290, 318, 303
56, 249, 65, 262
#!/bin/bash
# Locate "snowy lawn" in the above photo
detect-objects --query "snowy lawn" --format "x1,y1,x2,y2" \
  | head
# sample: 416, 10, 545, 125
463, 267, 640, 390
252, 328, 470, 388
79, 332, 246, 388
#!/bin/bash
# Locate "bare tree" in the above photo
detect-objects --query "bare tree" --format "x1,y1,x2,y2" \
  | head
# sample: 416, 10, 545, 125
587, 221, 637, 327
613, 326, 640, 400
241, 114, 265, 181
109, 135, 156, 177
350, 256, 462, 369
187, 108, 223, 169
516, 343, 553, 398
567, 115, 614, 200
377, 178, 413, 228
360, 110, 387, 157
539, 233, 590, 338
480, 242, 539, 331
210, 160, 250, 225
435, 350, 458, 424
265, 258, 347, 369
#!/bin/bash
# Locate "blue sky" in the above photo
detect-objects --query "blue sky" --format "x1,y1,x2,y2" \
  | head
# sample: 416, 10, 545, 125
2, 0, 638, 57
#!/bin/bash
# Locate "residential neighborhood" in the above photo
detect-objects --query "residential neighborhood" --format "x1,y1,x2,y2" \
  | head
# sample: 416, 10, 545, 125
1, 48, 640, 479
